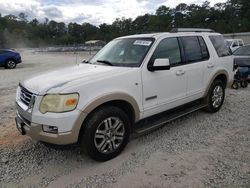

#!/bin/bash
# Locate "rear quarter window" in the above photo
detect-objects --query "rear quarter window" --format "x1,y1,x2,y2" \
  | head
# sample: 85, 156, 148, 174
209, 35, 231, 57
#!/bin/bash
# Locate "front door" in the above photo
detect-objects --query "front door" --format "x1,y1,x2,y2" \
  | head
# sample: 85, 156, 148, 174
142, 37, 187, 118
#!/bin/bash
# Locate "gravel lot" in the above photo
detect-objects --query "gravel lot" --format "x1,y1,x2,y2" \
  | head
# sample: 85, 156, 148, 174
0, 51, 250, 188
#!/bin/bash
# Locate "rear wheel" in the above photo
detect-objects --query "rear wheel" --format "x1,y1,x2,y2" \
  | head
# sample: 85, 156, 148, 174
205, 80, 225, 113
240, 80, 248, 88
5, 59, 16, 69
80, 106, 131, 161
231, 81, 239, 89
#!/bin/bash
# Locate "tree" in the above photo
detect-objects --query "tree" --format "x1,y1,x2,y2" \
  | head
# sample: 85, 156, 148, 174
18, 13, 28, 22
0, 0, 249, 48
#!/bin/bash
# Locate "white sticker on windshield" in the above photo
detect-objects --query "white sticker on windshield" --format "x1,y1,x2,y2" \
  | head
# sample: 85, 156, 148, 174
133, 40, 152, 46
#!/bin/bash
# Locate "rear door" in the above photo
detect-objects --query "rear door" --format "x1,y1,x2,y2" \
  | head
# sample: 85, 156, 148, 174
179, 36, 209, 99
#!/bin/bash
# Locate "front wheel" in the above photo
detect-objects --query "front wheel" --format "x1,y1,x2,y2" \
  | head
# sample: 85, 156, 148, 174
204, 80, 225, 113
80, 106, 131, 161
5, 59, 16, 69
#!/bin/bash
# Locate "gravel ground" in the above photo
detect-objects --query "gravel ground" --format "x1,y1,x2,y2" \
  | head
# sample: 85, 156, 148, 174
0, 52, 250, 188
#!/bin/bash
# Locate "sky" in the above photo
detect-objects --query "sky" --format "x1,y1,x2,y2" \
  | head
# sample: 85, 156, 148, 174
0, 0, 227, 25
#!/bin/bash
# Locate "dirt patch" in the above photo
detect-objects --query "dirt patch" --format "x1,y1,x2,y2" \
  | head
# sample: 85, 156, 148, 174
0, 121, 29, 148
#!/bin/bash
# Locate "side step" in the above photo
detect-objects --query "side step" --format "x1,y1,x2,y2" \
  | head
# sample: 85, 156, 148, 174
133, 100, 207, 137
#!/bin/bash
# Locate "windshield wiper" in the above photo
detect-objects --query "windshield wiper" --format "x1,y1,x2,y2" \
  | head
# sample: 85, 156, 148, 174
96, 60, 113, 66
82, 60, 89, 64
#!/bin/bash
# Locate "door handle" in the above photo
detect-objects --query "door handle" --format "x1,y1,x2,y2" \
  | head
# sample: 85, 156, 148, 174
207, 63, 215, 68
176, 70, 185, 76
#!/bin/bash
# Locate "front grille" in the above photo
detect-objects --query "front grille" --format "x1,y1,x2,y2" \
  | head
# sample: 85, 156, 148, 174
20, 85, 34, 106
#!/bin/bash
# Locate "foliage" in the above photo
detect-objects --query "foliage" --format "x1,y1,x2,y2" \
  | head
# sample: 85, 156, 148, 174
0, 0, 249, 48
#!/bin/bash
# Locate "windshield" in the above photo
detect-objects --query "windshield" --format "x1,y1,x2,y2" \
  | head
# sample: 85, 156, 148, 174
88, 38, 155, 67
233, 45, 250, 56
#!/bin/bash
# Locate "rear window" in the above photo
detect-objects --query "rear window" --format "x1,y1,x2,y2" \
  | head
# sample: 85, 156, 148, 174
209, 35, 231, 57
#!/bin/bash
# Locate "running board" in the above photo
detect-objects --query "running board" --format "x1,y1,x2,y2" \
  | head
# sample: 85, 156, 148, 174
133, 100, 207, 137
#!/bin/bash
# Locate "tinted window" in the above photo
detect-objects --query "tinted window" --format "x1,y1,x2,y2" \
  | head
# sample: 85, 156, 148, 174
198, 36, 209, 60
209, 35, 231, 57
151, 37, 181, 66
181, 36, 202, 63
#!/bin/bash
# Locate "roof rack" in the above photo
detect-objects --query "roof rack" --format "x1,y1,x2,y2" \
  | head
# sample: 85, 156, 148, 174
170, 28, 215, 33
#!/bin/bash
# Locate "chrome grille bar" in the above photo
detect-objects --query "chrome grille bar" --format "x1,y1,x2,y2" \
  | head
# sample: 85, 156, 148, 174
19, 85, 34, 106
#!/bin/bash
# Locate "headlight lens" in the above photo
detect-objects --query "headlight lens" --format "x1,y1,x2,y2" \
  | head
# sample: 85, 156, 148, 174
39, 93, 79, 113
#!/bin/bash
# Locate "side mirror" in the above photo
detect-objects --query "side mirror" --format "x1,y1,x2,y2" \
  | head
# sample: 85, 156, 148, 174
148, 58, 170, 71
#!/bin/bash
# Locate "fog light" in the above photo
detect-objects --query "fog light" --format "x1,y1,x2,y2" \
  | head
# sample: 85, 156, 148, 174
42, 125, 58, 134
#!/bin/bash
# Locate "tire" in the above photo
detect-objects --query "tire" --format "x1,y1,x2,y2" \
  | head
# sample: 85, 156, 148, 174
80, 106, 131, 161
5, 59, 16, 69
204, 79, 225, 113
231, 81, 239, 89
240, 80, 248, 88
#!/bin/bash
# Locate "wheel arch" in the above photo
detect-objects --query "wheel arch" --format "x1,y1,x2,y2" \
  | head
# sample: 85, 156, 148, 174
203, 70, 228, 97
5, 57, 17, 64
75, 92, 140, 142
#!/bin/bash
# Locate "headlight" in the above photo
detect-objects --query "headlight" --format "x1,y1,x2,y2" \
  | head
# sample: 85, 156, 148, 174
39, 93, 79, 113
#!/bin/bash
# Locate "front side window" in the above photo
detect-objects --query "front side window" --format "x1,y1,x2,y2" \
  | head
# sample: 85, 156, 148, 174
209, 35, 231, 57
89, 38, 154, 67
150, 37, 181, 66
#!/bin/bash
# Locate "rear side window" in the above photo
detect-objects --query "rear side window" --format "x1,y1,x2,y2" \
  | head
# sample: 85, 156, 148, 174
209, 35, 231, 57
198, 36, 209, 60
181, 36, 203, 63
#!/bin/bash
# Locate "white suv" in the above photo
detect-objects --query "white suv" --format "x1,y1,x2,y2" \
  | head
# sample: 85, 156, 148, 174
15, 28, 234, 161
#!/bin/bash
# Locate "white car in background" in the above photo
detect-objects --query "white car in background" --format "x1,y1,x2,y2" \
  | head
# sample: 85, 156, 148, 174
225, 39, 244, 52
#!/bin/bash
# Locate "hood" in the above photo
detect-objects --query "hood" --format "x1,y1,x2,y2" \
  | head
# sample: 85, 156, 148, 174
21, 64, 131, 95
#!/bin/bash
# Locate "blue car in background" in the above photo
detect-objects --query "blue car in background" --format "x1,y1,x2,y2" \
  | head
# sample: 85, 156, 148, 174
0, 49, 22, 69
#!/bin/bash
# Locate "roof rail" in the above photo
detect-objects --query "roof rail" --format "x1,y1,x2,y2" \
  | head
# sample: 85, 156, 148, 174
170, 28, 215, 33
